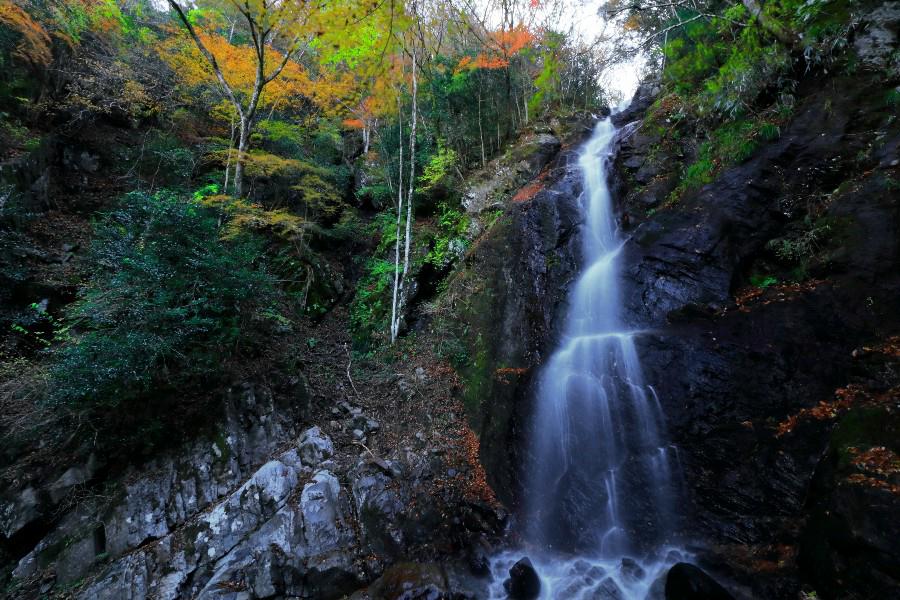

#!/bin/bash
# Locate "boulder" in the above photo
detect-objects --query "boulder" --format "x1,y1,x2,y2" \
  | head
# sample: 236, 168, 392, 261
299, 425, 335, 466
665, 563, 733, 600
619, 557, 646, 583
0, 486, 40, 539
590, 577, 625, 600
503, 557, 541, 600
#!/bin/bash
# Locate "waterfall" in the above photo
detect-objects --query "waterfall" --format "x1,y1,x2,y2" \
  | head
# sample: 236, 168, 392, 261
489, 118, 684, 600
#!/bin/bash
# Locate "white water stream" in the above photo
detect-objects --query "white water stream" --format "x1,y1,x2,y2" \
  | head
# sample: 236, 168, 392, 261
489, 118, 685, 599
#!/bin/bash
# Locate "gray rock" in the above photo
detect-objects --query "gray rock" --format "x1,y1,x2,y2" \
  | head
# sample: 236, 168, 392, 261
591, 577, 625, 600
78, 456, 339, 600
48, 454, 99, 504
350, 414, 379, 433
299, 426, 335, 466
16, 383, 303, 588
0, 486, 40, 539
351, 468, 405, 559
854, 3, 900, 72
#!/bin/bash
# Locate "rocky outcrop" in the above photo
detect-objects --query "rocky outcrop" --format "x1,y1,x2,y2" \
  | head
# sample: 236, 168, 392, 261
854, 2, 900, 76
5, 377, 504, 599
443, 118, 594, 506
6, 383, 306, 593
75, 451, 361, 600
611, 70, 900, 598
461, 131, 562, 215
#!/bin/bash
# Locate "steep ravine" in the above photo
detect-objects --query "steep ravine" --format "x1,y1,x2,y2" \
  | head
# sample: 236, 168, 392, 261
3, 69, 898, 599
614, 75, 900, 599
454, 71, 900, 598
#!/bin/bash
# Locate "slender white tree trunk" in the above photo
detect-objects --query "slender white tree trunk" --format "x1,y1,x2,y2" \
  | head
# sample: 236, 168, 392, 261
390, 46, 418, 344
234, 117, 251, 197
390, 96, 404, 343
402, 47, 418, 291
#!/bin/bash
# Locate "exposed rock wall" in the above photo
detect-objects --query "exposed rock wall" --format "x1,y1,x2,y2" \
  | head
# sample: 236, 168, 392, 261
445, 67, 900, 600
444, 118, 594, 507
5, 382, 503, 599
611, 73, 900, 598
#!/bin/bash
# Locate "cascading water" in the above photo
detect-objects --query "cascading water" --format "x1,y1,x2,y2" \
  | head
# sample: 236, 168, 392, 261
489, 117, 684, 599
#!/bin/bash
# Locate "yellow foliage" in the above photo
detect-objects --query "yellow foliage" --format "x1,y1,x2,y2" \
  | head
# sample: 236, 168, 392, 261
200, 194, 308, 241
159, 29, 311, 111
240, 150, 307, 178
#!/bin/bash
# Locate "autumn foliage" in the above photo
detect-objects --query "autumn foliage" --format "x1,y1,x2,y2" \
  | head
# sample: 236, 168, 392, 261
160, 29, 312, 112
455, 24, 535, 72
0, 1, 52, 67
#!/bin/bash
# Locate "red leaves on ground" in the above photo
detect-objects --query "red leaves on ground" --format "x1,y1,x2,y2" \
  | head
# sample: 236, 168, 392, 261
733, 279, 826, 312
511, 180, 544, 203
494, 367, 528, 385
854, 335, 900, 359
845, 446, 900, 495
849, 446, 900, 477
454, 425, 498, 505
776, 385, 899, 437
512, 171, 548, 203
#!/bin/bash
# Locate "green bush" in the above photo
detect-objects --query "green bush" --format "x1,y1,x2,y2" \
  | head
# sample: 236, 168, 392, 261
49, 189, 286, 408
767, 221, 833, 264
669, 119, 765, 200
424, 202, 469, 268
349, 211, 397, 345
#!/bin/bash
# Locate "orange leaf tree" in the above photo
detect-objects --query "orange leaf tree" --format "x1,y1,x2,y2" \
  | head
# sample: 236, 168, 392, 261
165, 0, 393, 197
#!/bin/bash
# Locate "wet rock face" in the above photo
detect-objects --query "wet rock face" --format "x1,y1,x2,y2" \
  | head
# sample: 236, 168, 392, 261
798, 408, 900, 599
611, 74, 900, 598
447, 125, 591, 506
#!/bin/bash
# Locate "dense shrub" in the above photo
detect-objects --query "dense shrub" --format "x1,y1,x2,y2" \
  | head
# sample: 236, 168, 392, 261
49, 189, 287, 408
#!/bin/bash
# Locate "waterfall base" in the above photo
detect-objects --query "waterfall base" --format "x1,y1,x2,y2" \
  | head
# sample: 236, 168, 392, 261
487, 547, 690, 600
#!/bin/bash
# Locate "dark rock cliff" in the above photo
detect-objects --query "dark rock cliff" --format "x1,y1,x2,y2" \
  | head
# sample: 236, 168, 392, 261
611, 73, 900, 598
451, 69, 900, 599
443, 118, 595, 509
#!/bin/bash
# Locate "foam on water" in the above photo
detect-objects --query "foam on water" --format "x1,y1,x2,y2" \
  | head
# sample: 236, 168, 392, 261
487, 547, 690, 600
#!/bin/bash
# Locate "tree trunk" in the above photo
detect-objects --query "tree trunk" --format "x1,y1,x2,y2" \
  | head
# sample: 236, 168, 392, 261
390, 96, 404, 343
223, 116, 236, 194
233, 117, 251, 198
478, 84, 486, 168
391, 46, 419, 344
403, 47, 418, 287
